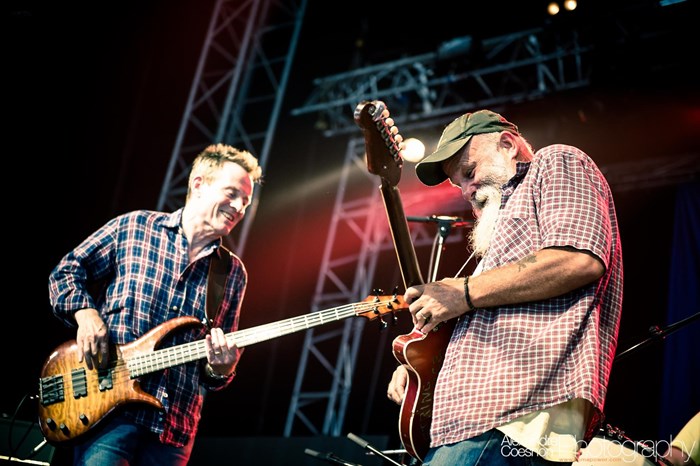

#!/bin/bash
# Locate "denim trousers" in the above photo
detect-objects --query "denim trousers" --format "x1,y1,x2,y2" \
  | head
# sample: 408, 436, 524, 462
422, 429, 572, 466
72, 414, 194, 466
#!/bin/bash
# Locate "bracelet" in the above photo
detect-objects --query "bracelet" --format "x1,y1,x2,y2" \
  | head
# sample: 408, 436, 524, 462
204, 363, 235, 380
464, 275, 475, 311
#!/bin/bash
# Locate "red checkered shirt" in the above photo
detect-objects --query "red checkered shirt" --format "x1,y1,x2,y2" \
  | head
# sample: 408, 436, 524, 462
430, 144, 623, 447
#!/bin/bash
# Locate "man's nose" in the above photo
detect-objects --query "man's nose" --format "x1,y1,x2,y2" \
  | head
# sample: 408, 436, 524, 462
229, 198, 243, 211
460, 183, 476, 202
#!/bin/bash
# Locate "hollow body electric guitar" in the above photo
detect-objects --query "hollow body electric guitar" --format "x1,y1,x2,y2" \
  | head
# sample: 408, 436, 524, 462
37, 294, 407, 446
354, 100, 455, 463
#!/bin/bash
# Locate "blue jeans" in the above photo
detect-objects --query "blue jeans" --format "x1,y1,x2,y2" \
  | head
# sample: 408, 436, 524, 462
423, 429, 572, 466
73, 414, 194, 466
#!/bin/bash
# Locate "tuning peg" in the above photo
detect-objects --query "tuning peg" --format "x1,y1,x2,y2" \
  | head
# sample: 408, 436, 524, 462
372, 288, 384, 297
391, 286, 399, 299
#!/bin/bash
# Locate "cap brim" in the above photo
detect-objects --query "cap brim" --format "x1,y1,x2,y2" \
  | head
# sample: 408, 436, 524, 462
415, 136, 472, 186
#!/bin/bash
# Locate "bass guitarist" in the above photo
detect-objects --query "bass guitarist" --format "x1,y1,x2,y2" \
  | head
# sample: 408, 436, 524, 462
386, 110, 623, 465
47, 144, 262, 465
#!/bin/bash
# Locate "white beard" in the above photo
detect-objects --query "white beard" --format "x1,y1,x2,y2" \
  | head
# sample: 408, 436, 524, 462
468, 184, 503, 259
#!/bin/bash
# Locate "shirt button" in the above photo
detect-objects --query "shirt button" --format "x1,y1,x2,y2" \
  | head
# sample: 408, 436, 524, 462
171, 306, 178, 311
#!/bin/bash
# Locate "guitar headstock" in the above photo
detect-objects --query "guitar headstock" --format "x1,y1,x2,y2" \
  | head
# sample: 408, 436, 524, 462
356, 294, 408, 322
354, 100, 403, 187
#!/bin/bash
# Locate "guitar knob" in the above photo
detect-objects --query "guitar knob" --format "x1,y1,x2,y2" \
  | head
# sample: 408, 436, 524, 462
79, 413, 89, 425
59, 423, 70, 435
45, 418, 57, 430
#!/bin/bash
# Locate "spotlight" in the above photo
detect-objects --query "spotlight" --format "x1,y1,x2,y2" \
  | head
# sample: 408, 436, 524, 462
401, 138, 426, 163
547, 0, 577, 16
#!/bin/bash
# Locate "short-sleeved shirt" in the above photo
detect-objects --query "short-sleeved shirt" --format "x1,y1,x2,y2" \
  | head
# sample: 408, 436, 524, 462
48, 208, 247, 447
429, 144, 623, 447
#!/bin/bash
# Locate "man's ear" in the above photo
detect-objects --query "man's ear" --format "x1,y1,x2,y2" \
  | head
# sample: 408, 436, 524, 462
191, 175, 205, 195
499, 131, 519, 160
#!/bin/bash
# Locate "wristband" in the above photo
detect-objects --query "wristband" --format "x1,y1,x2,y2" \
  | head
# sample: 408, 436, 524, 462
205, 363, 235, 380
464, 275, 475, 311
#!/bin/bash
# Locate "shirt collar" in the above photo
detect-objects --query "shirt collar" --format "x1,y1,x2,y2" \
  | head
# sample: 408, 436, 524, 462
166, 208, 224, 254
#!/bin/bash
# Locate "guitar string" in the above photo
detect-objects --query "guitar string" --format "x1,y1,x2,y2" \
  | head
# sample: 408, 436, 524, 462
126, 298, 405, 376
128, 300, 395, 374
453, 249, 477, 278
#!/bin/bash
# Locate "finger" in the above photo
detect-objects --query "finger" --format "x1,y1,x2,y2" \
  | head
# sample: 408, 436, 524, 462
204, 335, 218, 357
84, 350, 95, 370
404, 286, 424, 305
210, 328, 223, 343
414, 310, 431, 326
98, 341, 110, 368
77, 342, 85, 363
413, 311, 423, 325
214, 331, 227, 354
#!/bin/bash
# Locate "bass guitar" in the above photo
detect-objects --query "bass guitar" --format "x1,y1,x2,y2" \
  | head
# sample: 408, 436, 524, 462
37, 294, 406, 445
354, 100, 455, 463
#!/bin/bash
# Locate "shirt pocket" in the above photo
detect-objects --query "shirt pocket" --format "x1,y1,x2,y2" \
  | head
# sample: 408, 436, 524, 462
488, 216, 534, 266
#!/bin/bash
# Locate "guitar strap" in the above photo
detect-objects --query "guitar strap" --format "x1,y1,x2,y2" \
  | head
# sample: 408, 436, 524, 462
205, 245, 232, 324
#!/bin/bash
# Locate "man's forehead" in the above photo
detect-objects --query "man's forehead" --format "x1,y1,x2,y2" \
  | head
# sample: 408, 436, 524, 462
442, 144, 470, 172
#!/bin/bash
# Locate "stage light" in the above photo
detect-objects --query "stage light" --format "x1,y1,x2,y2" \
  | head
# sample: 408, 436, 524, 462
563, 0, 577, 11
547, 2, 560, 15
401, 138, 426, 163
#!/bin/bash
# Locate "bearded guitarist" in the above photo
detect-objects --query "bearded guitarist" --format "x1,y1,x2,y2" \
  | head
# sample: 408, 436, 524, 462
384, 109, 624, 466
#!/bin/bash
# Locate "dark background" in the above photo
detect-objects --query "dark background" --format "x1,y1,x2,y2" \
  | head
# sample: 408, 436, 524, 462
3, 0, 699, 464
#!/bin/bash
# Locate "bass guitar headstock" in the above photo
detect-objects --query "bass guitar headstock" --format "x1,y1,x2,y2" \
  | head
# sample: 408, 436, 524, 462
353, 100, 403, 187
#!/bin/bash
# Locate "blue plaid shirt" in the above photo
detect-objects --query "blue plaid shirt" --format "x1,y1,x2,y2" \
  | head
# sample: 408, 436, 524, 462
48, 208, 246, 447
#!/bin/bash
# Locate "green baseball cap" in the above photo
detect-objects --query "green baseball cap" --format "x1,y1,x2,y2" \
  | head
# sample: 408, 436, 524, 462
415, 110, 520, 186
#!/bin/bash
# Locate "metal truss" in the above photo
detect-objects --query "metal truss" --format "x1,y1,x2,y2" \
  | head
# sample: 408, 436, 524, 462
291, 27, 592, 137
156, 0, 307, 255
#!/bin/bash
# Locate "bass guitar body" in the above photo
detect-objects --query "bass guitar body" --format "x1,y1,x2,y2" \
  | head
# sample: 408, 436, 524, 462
37, 316, 198, 445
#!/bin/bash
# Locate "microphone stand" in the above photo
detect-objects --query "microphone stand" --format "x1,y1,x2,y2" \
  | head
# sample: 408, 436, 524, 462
407, 215, 473, 282
614, 312, 700, 362
305, 448, 359, 466
347, 433, 405, 466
